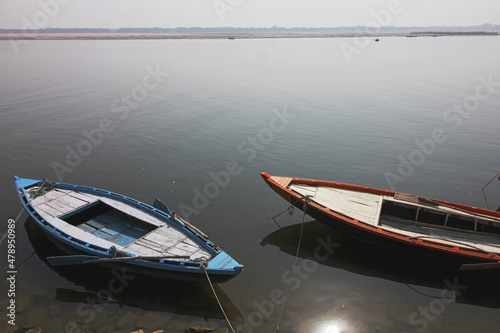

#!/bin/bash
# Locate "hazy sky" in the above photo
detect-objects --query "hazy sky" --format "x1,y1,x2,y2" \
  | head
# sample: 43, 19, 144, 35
1, 0, 500, 29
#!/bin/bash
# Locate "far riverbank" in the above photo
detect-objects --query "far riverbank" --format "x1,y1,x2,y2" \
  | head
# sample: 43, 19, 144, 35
1, 31, 498, 41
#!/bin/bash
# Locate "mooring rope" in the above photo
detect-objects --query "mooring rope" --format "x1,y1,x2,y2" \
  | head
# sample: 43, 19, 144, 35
271, 196, 303, 229
0, 206, 26, 246
275, 196, 311, 332
201, 261, 236, 333
27, 178, 55, 199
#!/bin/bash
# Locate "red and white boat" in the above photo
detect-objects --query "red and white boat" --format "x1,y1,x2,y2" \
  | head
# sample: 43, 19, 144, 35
261, 173, 500, 270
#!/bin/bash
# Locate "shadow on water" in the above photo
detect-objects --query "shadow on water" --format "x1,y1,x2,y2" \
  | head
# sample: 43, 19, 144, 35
23, 217, 243, 323
261, 220, 500, 309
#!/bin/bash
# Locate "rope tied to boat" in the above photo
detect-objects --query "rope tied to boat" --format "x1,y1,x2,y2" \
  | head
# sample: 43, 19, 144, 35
199, 259, 236, 333
28, 178, 56, 199
482, 171, 500, 210
275, 195, 311, 332
271, 196, 304, 229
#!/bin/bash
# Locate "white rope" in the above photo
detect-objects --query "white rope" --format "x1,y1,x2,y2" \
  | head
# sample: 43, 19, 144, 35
275, 196, 311, 332
202, 263, 236, 333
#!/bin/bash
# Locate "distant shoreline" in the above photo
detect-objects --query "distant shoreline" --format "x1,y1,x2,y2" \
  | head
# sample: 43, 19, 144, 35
1, 31, 498, 41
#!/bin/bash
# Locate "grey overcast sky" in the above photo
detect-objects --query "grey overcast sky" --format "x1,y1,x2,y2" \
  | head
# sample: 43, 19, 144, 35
1, 0, 500, 29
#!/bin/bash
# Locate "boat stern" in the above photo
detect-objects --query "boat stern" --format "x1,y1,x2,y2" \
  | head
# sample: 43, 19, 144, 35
205, 252, 244, 281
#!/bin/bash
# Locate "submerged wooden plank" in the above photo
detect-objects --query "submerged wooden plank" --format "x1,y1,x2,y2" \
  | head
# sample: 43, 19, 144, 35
41, 214, 124, 250
123, 225, 153, 238
103, 220, 130, 234
107, 233, 137, 247
77, 224, 97, 233
95, 210, 123, 225
87, 219, 107, 229
99, 227, 119, 236
92, 229, 114, 240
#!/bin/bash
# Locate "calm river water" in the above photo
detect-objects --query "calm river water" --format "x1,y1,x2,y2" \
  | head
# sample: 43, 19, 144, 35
1, 36, 500, 332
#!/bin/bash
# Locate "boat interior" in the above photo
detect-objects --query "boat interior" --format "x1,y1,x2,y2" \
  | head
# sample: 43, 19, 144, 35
379, 199, 500, 236
26, 186, 211, 261
378, 198, 500, 254
288, 183, 500, 253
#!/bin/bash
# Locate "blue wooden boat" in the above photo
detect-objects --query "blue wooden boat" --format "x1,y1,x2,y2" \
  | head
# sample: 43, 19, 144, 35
14, 176, 243, 283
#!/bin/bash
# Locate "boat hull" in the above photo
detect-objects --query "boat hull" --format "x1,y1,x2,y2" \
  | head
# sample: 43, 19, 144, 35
261, 173, 500, 264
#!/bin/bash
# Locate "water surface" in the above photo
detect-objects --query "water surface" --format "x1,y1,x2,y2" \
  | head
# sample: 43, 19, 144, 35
1, 36, 500, 332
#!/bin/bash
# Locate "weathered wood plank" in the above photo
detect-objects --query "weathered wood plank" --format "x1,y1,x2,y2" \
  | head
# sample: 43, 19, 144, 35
154, 225, 189, 241
191, 249, 210, 260
144, 232, 182, 249
290, 184, 317, 197
100, 197, 164, 227
45, 199, 75, 216
125, 243, 162, 256
31, 189, 66, 207
36, 203, 64, 218
177, 241, 199, 253
312, 187, 381, 225
56, 194, 90, 210
164, 247, 192, 257
68, 191, 100, 203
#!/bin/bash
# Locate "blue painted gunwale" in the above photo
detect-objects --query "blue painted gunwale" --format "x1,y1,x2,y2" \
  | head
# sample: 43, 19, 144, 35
14, 176, 243, 282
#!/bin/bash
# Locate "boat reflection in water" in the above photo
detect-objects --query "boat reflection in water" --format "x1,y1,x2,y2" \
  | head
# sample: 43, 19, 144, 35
24, 217, 243, 326
261, 219, 500, 311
